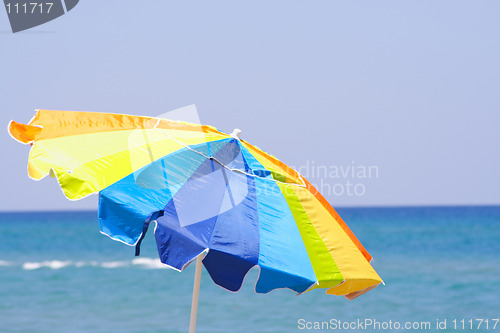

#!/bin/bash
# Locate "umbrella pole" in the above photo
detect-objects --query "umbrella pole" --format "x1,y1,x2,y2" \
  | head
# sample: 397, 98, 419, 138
189, 255, 203, 333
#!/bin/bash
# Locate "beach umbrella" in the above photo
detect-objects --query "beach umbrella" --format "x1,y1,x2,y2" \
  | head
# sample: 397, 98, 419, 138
9, 109, 382, 332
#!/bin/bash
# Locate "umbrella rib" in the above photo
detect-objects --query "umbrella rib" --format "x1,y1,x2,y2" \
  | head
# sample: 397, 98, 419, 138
154, 127, 307, 188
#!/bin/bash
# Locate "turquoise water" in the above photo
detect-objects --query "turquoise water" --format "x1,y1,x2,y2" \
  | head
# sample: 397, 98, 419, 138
1, 206, 499, 333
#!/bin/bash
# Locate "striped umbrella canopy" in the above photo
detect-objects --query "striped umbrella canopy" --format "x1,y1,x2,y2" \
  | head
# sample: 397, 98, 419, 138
9, 109, 382, 330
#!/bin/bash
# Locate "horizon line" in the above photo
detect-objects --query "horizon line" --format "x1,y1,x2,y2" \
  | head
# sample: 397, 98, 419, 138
0, 203, 499, 214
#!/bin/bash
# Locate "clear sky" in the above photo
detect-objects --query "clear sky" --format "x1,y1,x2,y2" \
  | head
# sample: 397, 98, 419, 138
1, 1, 499, 211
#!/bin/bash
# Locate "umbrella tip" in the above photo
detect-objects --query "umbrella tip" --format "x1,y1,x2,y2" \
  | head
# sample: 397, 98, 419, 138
230, 128, 242, 139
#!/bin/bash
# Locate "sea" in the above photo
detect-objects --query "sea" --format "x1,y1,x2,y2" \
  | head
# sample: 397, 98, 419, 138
1, 206, 499, 333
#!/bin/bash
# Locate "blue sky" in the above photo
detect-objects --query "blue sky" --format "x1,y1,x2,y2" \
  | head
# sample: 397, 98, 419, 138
1, 1, 499, 211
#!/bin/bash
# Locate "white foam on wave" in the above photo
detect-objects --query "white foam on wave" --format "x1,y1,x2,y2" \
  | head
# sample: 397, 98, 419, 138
100, 261, 129, 269
22, 260, 72, 270
18, 258, 169, 270
0, 260, 13, 266
132, 257, 168, 269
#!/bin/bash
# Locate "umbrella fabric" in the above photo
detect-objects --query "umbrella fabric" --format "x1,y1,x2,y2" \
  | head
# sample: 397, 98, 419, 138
9, 109, 382, 299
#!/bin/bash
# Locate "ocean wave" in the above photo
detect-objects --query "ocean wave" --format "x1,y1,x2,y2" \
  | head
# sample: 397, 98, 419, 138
22, 260, 72, 270
3, 258, 170, 270
100, 260, 129, 269
131, 257, 168, 269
